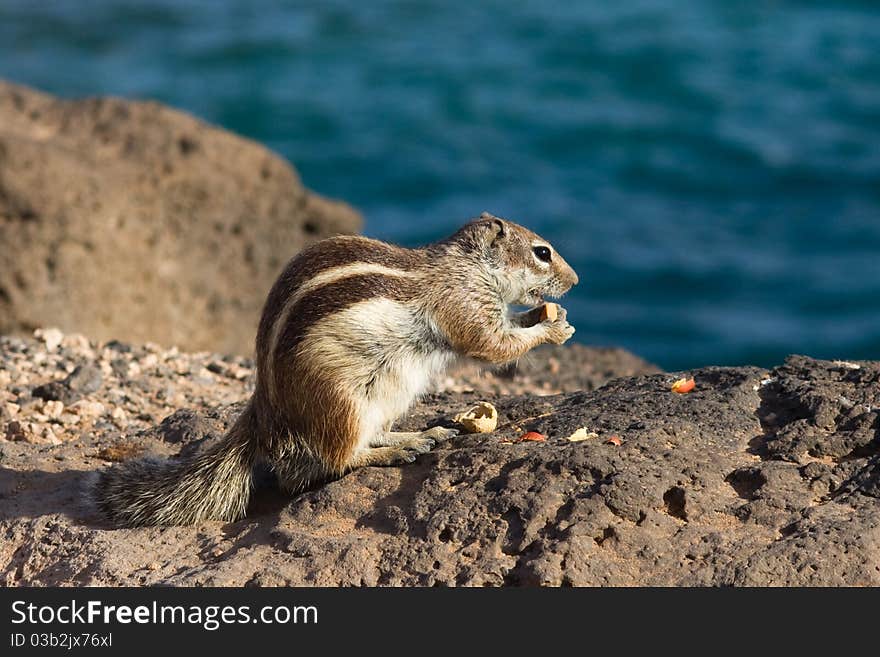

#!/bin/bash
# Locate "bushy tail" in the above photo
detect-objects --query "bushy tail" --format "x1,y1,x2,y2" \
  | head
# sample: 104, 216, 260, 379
93, 403, 259, 527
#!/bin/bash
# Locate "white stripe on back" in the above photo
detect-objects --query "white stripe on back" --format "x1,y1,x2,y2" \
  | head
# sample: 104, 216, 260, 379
265, 262, 417, 402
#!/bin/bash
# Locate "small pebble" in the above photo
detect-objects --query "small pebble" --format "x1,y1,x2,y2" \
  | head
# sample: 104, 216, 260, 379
35, 327, 64, 352
61, 334, 92, 353
44, 400, 64, 419
5, 420, 26, 441
69, 400, 105, 419
59, 412, 80, 425
111, 407, 127, 426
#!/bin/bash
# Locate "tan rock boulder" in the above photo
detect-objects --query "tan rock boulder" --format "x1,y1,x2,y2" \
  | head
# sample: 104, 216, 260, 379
0, 81, 361, 356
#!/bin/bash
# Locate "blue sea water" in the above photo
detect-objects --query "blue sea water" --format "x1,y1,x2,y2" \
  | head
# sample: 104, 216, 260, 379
1, 1, 878, 369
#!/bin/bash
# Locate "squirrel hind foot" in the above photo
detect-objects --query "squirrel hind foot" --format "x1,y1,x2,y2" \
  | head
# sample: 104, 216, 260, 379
369, 426, 458, 448
348, 441, 437, 468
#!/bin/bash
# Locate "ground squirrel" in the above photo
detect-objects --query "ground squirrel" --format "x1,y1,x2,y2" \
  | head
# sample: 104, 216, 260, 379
93, 213, 579, 526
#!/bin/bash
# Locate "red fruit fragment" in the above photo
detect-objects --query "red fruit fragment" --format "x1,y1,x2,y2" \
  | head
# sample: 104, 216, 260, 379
605, 435, 623, 446
519, 431, 546, 442
671, 378, 695, 394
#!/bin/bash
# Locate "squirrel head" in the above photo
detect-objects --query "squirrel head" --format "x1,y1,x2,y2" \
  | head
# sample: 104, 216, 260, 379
460, 212, 579, 306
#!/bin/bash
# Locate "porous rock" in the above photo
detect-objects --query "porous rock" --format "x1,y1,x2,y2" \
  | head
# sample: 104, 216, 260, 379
1, 344, 877, 586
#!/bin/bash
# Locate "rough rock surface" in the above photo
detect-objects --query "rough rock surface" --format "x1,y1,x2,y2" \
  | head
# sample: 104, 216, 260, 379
0, 81, 361, 355
1, 331, 878, 586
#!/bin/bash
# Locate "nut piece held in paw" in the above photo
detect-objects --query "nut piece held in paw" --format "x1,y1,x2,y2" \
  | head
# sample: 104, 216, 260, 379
540, 303, 558, 322
453, 401, 498, 434
517, 303, 562, 327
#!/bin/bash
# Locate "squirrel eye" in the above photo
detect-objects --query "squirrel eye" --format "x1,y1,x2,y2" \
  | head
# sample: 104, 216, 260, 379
533, 246, 552, 263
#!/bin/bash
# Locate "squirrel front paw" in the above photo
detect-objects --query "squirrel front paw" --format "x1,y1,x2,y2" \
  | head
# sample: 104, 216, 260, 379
542, 307, 575, 344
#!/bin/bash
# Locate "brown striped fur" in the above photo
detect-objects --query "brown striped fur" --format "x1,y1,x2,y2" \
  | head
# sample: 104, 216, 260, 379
92, 213, 578, 526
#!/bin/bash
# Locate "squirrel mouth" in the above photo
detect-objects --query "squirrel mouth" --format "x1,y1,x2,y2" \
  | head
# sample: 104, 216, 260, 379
525, 289, 546, 306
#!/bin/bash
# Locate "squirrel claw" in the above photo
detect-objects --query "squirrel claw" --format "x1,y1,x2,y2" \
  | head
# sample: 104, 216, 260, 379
384, 448, 418, 465
423, 426, 459, 442
543, 319, 575, 345
401, 436, 436, 454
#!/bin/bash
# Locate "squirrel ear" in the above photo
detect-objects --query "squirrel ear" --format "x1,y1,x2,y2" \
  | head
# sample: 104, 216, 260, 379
464, 213, 505, 250
485, 217, 505, 243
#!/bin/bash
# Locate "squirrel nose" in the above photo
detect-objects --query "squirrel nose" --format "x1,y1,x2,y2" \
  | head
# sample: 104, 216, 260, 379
570, 268, 579, 286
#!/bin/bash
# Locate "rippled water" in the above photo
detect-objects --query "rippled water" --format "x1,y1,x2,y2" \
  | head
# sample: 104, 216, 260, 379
2, 1, 879, 368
